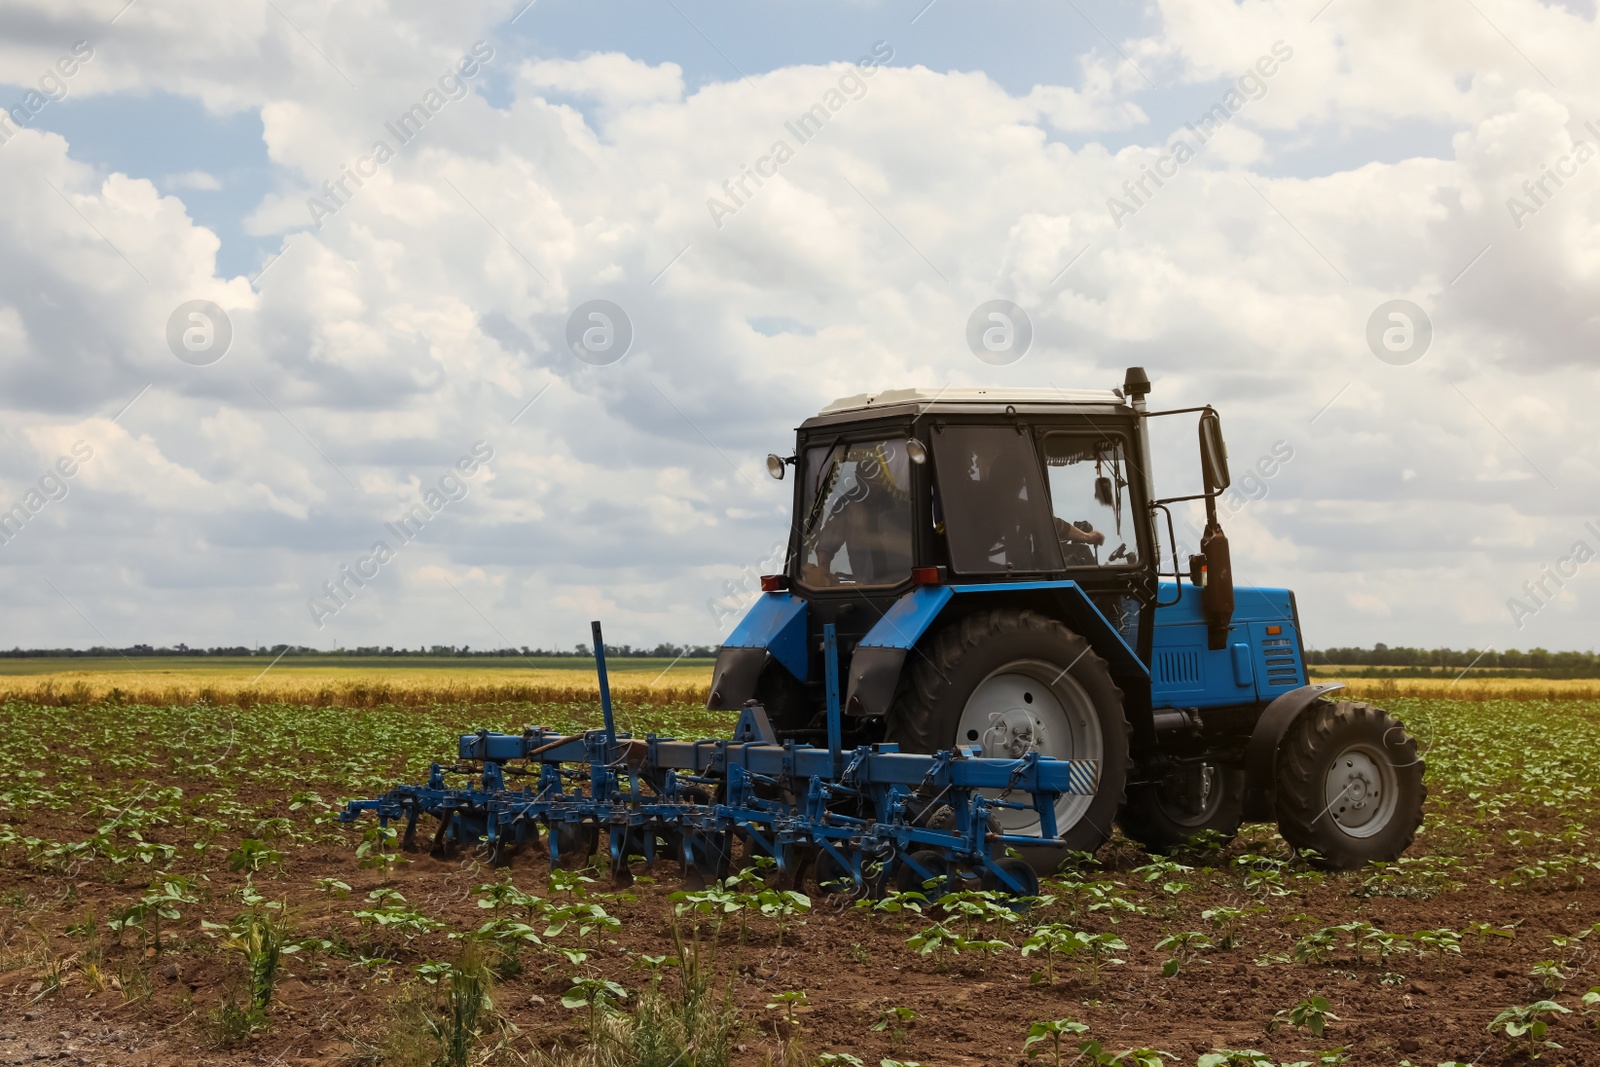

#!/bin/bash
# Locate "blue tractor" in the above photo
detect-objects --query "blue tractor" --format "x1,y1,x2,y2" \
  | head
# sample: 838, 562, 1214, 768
708, 369, 1425, 871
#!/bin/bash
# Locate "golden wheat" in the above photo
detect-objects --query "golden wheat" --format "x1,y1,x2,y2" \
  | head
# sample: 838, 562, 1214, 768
4, 662, 1594, 708
0, 666, 714, 708
1327, 675, 1600, 702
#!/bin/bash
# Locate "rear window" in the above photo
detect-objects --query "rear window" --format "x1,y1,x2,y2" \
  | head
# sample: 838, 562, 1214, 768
930, 426, 1061, 575
797, 438, 915, 587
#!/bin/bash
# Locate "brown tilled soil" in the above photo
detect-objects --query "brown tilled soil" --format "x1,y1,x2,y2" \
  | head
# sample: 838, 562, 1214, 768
3, 802, 1598, 1067
5, 692, 1600, 1067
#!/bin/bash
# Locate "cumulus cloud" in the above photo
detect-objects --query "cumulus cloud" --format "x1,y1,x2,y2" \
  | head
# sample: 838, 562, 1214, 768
0, 0, 1595, 653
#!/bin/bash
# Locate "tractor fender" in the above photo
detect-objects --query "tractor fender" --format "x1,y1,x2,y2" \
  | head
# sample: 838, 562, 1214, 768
844, 586, 953, 716
706, 592, 807, 710
842, 582, 1146, 718
1240, 681, 1346, 821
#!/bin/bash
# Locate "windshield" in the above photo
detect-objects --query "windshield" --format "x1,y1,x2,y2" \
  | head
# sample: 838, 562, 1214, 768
1042, 433, 1137, 567
798, 438, 915, 587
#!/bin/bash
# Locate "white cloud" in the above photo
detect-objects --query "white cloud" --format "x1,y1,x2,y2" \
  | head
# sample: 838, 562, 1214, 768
0, 0, 1596, 652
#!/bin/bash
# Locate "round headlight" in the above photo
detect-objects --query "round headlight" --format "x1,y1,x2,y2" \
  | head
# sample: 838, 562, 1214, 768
765, 453, 787, 480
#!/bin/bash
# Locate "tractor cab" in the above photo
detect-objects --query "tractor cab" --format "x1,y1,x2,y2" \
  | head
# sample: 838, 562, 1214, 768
710, 369, 1426, 871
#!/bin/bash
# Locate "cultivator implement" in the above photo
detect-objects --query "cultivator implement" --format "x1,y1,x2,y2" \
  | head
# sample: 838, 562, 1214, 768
340, 623, 1098, 896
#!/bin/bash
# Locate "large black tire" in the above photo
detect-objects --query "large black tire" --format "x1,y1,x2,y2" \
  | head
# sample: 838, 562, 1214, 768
885, 609, 1130, 873
1275, 700, 1426, 870
1119, 763, 1245, 854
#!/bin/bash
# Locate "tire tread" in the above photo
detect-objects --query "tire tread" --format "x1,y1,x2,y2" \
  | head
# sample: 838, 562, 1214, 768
885, 608, 1132, 861
1274, 699, 1426, 868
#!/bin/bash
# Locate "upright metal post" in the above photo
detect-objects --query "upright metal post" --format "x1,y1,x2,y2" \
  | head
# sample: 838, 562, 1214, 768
823, 623, 842, 770
590, 620, 617, 747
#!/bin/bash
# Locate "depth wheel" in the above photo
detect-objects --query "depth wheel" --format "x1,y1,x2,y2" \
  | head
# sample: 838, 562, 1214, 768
885, 609, 1130, 874
1274, 700, 1426, 870
894, 850, 950, 895
813, 847, 854, 895
1119, 762, 1245, 854
980, 857, 1040, 897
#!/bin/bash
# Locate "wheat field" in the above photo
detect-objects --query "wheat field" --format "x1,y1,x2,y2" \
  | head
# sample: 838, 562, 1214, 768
1, 655, 1595, 708
0, 658, 715, 708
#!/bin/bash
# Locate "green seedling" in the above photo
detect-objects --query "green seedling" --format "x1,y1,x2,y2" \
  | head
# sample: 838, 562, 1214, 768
1488, 1000, 1570, 1059
1155, 930, 1212, 977
1293, 927, 1338, 965
1201, 905, 1262, 950
1197, 1050, 1274, 1067
1275, 995, 1339, 1038
871, 1005, 917, 1033
766, 989, 809, 1023
1024, 1018, 1089, 1067
1080, 932, 1127, 985
562, 976, 627, 1033
856, 889, 927, 915
1530, 960, 1566, 992
1021, 923, 1085, 984
1411, 928, 1461, 970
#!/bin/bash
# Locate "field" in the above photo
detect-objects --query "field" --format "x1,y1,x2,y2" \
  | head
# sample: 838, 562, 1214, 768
4, 687, 1600, 1067
0, 658, 715, 708
4, 657, 1598, 709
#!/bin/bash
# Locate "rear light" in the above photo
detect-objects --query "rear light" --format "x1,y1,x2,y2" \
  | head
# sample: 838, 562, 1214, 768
760, 574, 790, 592
911, 566, 945, 586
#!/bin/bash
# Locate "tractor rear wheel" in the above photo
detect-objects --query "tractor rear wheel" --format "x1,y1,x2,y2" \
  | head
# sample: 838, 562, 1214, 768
885, 609, 1130, 874
1274, 700, 1426, 869
1118, 762, 1245, 854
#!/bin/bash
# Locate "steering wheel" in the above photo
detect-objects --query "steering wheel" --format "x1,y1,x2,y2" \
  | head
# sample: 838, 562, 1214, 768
1061, 542, 1095, 566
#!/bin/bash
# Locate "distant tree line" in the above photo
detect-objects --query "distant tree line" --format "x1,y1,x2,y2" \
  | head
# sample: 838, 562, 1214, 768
1321, 644, 1598, 671
0, 643, 720, 659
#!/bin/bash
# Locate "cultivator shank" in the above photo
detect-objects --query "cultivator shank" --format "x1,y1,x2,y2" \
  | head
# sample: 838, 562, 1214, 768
341, 624, 1099, 896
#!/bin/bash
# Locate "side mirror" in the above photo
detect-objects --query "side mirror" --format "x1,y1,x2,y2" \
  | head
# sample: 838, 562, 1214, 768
1198, 410, 1230, 492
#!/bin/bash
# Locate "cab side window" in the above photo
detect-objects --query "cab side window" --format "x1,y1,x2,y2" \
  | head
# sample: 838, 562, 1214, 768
1042, 434, 1137, 568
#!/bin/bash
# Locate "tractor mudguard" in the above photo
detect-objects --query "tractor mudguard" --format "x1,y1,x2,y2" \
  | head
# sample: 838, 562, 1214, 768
844, 645, 907, 717
844, 586, 953, 717
1240, 681, 1346, 820
706, 592, 807, 710
707, 647, 768, 711
841, 582, 1145, 718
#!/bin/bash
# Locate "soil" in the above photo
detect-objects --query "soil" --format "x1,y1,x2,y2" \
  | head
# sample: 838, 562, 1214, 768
3, 703, 1598, 1067
4, 829, 1597, 1066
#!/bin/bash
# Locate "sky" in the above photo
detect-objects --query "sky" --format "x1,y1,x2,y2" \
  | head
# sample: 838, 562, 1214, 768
0, 0, 1596, 657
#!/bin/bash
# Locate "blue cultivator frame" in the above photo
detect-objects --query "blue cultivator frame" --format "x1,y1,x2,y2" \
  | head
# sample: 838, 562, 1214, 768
340, 622, 1099, 896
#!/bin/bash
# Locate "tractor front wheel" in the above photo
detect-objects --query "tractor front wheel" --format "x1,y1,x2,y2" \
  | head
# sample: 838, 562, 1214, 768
885, 609, 1130, 873
1274, 700, 1426, 869
1118, 762, 1245, 854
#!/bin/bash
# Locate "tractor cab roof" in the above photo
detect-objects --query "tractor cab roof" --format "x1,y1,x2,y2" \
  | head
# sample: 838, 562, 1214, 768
802, 387, 1130, 429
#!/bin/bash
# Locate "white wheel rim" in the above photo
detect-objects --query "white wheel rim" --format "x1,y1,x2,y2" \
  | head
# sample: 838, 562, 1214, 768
1156, 764, 1225, 828
1323, 742, 1398, 839
956, 663, 1103, 836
